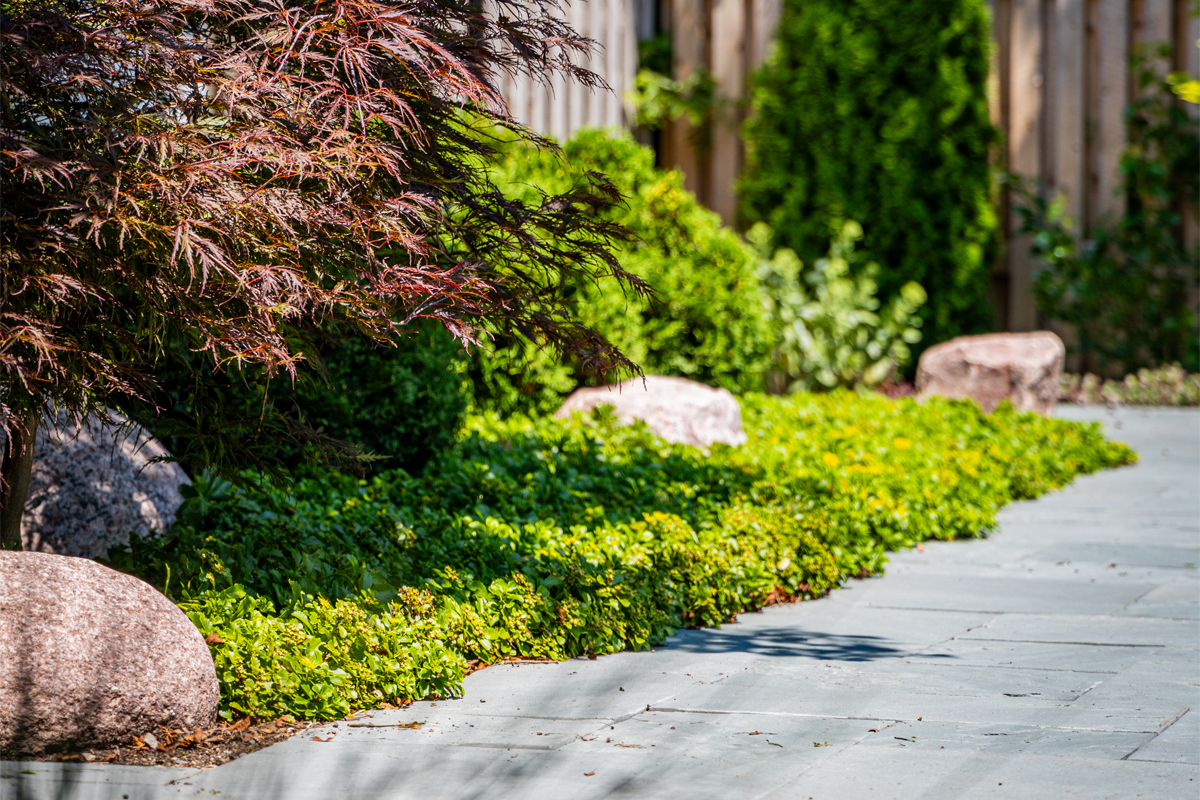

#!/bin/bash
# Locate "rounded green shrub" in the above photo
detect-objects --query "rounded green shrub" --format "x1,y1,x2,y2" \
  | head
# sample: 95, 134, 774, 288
740, 0, 998, 353
475, 128, 771, 414
292, 323, 468, 474
139, 320, 467, 476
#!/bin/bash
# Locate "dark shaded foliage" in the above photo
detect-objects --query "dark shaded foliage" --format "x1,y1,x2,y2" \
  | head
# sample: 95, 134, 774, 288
140, 321, 467, 476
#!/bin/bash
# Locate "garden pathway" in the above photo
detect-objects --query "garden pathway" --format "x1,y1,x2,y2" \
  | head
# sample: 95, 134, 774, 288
5, 406, 1198, 800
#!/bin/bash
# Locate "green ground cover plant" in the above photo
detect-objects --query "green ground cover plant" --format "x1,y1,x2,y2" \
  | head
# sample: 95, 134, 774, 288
105, 393, 1134, 722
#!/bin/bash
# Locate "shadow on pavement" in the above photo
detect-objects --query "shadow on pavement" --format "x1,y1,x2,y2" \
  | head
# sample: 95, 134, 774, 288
667, 625, 923, 662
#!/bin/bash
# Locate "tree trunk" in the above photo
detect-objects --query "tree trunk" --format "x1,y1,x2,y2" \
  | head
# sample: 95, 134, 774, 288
1, 405, 41, 549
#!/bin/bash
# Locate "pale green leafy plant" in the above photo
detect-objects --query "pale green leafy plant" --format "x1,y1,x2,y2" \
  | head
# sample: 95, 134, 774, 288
751, 221, 927, 392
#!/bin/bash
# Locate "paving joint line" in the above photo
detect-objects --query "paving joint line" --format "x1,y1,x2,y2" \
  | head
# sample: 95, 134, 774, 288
1120, 707, 1191, 762
958, 637, 1168, 648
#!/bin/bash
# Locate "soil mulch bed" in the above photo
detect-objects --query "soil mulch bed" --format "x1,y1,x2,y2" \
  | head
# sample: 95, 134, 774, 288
15, 716, 321, 770
8, 658, 579, 770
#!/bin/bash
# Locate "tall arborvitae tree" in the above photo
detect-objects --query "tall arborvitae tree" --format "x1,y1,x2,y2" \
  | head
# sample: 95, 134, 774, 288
740, 0, 998, 354
0, 0, 647, 545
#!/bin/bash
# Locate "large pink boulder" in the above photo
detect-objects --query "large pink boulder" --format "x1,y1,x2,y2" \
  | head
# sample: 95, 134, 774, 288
916, 331, 1065, 414
0, 552, 218, 755
17, 408, 190, 559
555, 376, 748, 449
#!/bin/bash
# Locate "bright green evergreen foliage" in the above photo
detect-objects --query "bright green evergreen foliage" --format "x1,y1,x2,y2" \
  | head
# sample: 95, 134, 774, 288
740, 0, 998, 352
106, 394, 1134, 720
474, 129, 771, 414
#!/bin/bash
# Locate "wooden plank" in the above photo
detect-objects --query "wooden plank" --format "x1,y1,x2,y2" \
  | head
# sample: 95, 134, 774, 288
668, 0, 707, 199
1177, 0, 1199, 251
606, 0, 625, 128
990, 0, 1012, 331
531, 67, 548, 136
623, 0, 640, 128
709, 0, 745, 225
549, 50, 569, 142
567, 0, 586, 136
1133, 0, 1174, 102
588, 0, 607, 127
1006, 0, 1044, 333
749, 0, 782, 68
510, 70, 529, 130
1051, 0, 1086, 230
1088, 0, 1128, 226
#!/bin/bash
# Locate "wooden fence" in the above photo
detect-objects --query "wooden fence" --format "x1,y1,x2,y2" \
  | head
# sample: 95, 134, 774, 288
994, 0, 1198, 338
497, 0, 640, 142
498, 0, 782, 226
500, 0, 1199, 343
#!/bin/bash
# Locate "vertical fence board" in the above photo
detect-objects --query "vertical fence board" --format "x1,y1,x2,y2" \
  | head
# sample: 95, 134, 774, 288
568, 0, 587, 133
1178, 1, 1199, 251
749, 0, 782, 68
624, 0, 640, 127
668, 0, 707, 198
1006, 0, 1044, 332
1051, 0, 1086, 229
605, 0, 625, 127
1090, 0, 1129, 225
709, 0, 745, 224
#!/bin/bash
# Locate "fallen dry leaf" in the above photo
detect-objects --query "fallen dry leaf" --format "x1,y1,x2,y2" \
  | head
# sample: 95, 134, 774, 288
311, 736, 334, 743
868, 729, 879, 733
348, 721, 423, 729
615, 743, 641, 748
584, 772, 595, 777
204, 633, 224, 645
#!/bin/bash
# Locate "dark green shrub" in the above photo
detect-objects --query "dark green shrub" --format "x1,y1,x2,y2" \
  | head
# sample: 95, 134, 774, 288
291, 323, 468, 473
740, 0, 998, 353
474, 129, 771, 414
137, 321, 467, 476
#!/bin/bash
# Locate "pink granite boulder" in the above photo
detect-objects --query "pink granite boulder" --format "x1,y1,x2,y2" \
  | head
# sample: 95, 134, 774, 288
554, 376, 748, 448
16, 408, 190, 559
915, 331, 1066, 415
0, 552, 219, 755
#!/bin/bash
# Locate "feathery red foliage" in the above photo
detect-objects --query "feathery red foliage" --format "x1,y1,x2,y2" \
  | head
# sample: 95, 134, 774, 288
0, 0, 646, 443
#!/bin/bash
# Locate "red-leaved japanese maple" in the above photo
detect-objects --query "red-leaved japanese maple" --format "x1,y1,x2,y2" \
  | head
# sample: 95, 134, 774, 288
0, 0, 648, 543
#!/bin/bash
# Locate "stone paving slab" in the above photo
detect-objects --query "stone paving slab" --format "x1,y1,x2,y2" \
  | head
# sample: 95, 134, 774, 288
3, 407, 1197, 799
